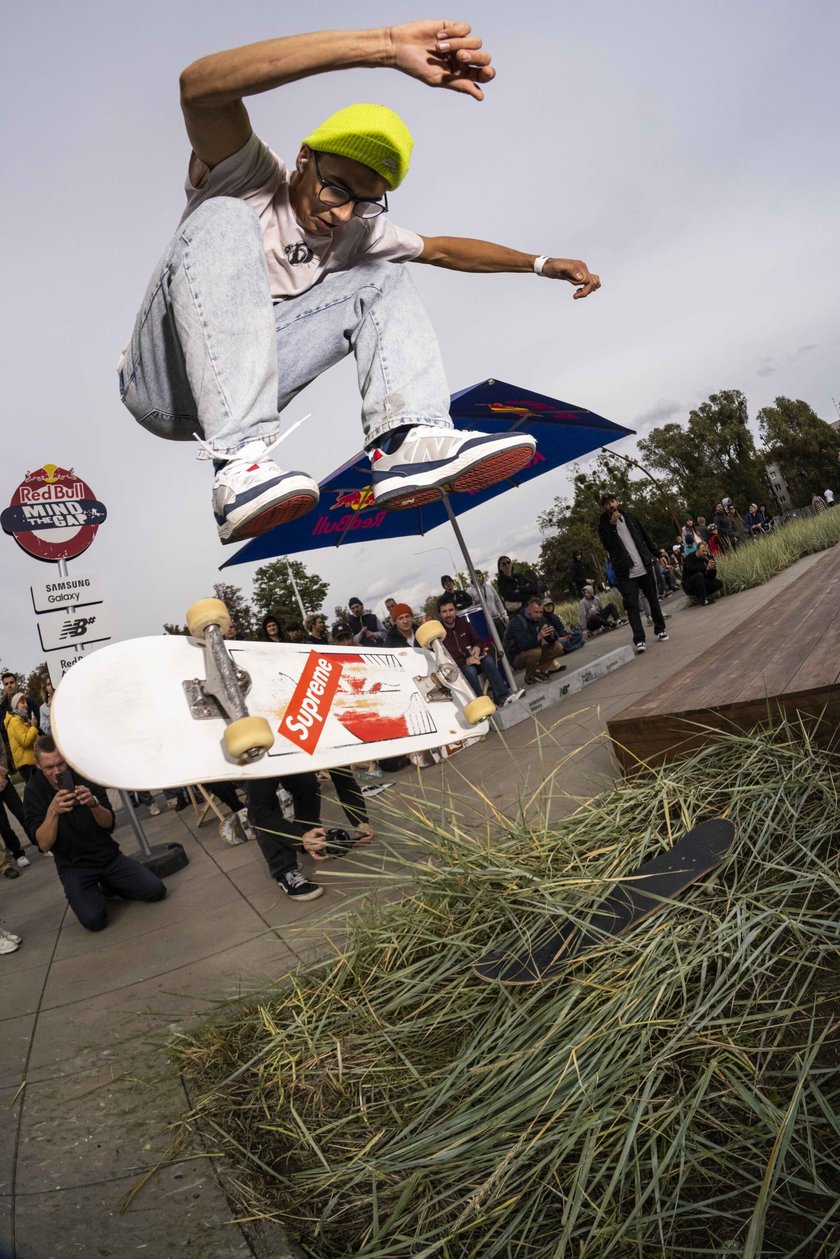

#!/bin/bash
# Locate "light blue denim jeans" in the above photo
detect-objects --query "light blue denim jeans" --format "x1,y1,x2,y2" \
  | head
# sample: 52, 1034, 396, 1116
119, 197, 453, 459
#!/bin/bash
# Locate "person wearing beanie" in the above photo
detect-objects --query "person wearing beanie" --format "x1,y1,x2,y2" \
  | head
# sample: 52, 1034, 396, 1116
384, 603, 417, 647
119, 20, 600, 546
347, 597, 386, 644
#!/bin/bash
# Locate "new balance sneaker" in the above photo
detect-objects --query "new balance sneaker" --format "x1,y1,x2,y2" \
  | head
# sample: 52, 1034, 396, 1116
213, 457, 319, 544
16, 855, 30, 868
656, 631, 670, 641
635, 642, 646, 654
276, 868, 324, 901
369, 425, 537, 511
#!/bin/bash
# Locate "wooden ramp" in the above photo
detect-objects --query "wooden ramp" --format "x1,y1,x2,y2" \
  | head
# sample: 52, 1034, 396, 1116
608, 544, 840, 771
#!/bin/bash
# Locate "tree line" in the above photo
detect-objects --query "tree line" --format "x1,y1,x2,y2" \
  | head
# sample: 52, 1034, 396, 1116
537, 390, 838, 596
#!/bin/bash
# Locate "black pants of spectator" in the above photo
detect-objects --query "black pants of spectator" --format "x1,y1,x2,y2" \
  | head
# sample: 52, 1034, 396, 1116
617, 570, 666, 644
58, 853, 166, 932
328, 767, 368, 829
246, 774, 320, 880
0, 779, 33, 858
586, 603, 620, 632
682, 573, 724, 604
204, 780, 243, 813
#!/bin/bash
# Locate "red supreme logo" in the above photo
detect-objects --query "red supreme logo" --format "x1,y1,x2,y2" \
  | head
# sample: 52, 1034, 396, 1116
279, 653, 343, 753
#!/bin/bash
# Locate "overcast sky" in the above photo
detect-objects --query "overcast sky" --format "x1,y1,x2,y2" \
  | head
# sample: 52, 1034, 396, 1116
3, 0, 839, 674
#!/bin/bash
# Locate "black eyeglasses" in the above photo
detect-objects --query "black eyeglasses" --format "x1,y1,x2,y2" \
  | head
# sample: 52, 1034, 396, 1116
311, 151, 388, 219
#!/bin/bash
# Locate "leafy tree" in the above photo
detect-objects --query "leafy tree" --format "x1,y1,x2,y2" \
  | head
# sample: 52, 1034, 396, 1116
163, 622, 189, 635
537, 452, 679, 596
757, 396, 838, 502
213, 583, 256, 639
639, 389, 768, 513
26, 664, 49, 703
251, 558, 329, 626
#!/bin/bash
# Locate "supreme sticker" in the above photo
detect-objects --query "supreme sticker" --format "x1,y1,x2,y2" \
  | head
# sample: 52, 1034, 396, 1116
278, 653, 343, 753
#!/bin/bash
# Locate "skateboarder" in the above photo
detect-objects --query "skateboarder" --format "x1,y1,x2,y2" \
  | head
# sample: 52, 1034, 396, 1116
119, 19, 601, 543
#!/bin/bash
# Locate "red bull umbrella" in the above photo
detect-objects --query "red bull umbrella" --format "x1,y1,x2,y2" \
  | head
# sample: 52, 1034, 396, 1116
222, 378, 633, 569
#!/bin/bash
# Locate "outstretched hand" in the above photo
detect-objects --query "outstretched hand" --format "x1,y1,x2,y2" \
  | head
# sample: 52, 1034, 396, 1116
388, 20, 495, 100
542, 258, 602, 299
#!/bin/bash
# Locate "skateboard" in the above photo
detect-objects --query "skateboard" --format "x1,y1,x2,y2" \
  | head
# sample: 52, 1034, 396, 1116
52, 599, 495, 791
473, 818, 735, 985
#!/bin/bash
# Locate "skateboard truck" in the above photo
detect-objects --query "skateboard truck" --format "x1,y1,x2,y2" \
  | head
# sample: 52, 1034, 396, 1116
185, 599, 275, 763
414, 621, 497, 726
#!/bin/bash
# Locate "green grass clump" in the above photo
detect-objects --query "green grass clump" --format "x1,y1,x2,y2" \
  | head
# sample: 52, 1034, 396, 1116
715, 512, 840, 593
172, 724, 840, 1257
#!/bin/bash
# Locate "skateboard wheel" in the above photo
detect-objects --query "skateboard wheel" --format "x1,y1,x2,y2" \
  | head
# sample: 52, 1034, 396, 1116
186, 598, 231, 639
223, 715, 274, 762
416, 620, 446, 648
463, 696, 496, 724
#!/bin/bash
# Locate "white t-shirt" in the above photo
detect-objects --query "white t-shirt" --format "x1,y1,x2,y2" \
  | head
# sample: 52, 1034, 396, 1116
183, 132, 424, 301
615, 514, 647, 579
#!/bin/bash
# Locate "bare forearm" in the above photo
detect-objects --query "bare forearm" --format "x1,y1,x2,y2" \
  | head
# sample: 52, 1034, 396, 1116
180, 27, 390, 107
417, 235, 537, 274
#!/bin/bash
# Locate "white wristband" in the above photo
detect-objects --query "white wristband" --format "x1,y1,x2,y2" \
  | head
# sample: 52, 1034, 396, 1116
533, 255, 549, 276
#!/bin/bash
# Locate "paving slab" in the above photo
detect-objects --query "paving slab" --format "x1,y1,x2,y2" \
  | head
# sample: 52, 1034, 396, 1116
13, 1162, 256, 1259
26, 933, 301, 1083
15, 1061, 185, 1194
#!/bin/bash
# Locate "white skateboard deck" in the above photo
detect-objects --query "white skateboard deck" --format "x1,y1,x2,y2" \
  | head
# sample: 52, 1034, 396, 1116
52, 636, 488, 790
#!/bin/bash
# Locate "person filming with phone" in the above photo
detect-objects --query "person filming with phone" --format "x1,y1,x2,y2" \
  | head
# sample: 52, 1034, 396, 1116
24, 737, 166, 932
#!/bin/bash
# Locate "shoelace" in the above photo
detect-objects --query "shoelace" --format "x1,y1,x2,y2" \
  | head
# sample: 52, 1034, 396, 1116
193, 413, 312, 461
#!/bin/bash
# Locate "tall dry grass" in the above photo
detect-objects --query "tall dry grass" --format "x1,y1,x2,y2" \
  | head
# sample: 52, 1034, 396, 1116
170, 721, 840, 1258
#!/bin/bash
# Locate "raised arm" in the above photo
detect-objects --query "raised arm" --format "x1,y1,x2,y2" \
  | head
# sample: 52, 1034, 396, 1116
179, 20, 495, 169
416, 237, 601, 299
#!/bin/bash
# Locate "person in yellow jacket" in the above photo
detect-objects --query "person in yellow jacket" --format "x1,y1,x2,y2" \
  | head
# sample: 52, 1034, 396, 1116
4, 694, 39, 782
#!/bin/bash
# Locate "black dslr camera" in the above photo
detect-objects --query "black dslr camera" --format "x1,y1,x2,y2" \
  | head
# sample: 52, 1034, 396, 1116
322, 827, 356, 858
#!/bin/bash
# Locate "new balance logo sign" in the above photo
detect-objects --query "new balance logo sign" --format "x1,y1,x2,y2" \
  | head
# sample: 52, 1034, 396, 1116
279, 653, 343, 753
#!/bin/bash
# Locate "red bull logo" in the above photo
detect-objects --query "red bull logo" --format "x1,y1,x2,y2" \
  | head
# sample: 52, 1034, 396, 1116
1, 464, 107, 563
330, 487, 376, 512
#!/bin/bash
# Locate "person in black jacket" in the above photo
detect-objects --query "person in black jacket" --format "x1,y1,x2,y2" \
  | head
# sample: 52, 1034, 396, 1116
504, 596, 567, 683
495, 556, 544, 614
24, 737, 166, 932
597, 494, 668, 654
681, 542, 723, 605
567, 549, 595, 598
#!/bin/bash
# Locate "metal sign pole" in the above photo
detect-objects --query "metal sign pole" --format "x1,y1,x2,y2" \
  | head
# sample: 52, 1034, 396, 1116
440, 494, 517, 692
119, 790, 153, 858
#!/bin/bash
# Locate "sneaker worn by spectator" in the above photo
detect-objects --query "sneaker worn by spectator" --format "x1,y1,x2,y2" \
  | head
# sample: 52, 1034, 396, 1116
0, 928, 20, 955
119, 36, 600, 546
16, 854, 30, 868
277, 868, 324, 901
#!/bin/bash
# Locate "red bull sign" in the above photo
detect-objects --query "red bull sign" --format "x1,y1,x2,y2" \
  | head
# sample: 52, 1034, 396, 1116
1, 464, 107, 562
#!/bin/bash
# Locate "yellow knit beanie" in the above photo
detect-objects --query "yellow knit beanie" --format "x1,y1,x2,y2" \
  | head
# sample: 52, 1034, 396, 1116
302, 103, 413, 190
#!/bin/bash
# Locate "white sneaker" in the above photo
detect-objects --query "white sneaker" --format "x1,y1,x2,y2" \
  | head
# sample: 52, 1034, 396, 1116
656, 631, 670, 641
502, 689, 525, 706
0, 935, 20, 955
635, 642, 646, 654
213, 457, 319, 544
16, 855, 30, 868
369, 425, 536, 511
149, 803, 161, 816
0, 925, 21, 945
220, 813, 248, 846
